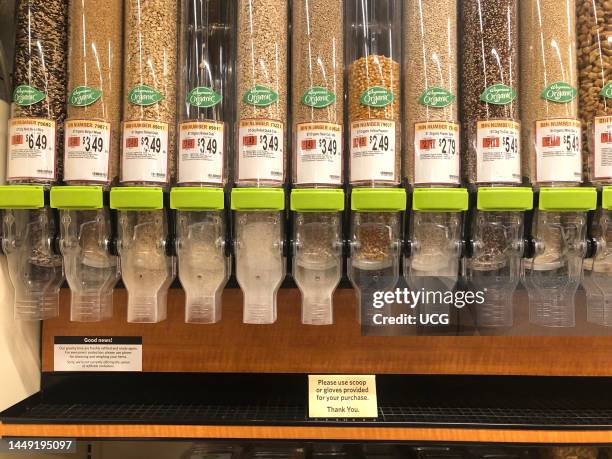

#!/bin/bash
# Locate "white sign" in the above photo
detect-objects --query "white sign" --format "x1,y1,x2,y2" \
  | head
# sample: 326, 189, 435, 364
54, 336, 142, 372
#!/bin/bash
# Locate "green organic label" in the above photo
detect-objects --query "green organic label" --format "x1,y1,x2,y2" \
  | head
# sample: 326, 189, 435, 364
360, 86, 394, 107
68, 86, 102, 107
541, 82, 577, 103
418, 87, 454, 108
301, 86, 336, 108
600, 82, 612, 99
13, 85, 45, 106
187, 86, 222, 108
243, 85, 278, 107
479, 84, 517, 105
128, 85, 163, 106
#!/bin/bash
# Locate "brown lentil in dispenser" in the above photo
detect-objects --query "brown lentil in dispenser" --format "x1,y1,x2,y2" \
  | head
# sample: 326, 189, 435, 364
347, 0, 401, 187
577, 0, 612, 186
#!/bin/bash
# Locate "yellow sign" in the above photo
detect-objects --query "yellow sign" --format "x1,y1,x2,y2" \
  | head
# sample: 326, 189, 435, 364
308, 375, 378, 418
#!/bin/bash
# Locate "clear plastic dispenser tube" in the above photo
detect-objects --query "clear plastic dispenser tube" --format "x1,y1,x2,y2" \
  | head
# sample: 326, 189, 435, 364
0, 186, 63, 320
50, 186, 119, 322
232, 188, 286, 324
523, 188, 596, 328
110, 187, 176, 323
584, 187, 612, 326
348, 188, 405, 325
291, 189, 344, 325
467, 188, 533, 328
171, 187, 229, 324
405, 189, 467, 329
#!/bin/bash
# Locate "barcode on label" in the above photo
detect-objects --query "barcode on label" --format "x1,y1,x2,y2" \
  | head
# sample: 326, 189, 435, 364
37, 169, 53, 174
92, 172, 107, 178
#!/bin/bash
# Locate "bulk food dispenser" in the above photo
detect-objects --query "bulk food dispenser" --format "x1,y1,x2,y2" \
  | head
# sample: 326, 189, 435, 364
405, 189, 467, 328
583, 187, 612, 327
50, 187, 119, 322
467, 188, 533, 328
232, 188, 286, 324
349, 188, 405, 325
171, 188, 229, 324
524, 188, 596, 328
0, 186, 63, 320
291, 189, 344, 325
110, 187, 176, 323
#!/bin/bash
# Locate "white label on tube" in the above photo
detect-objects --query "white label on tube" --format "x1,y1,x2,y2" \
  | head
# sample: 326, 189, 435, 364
178, 120, 224, 184
64, 119, 111, 183
350, 120, 396, 183
476, 120, 521, 184
413, 121, 460, 185
121, 120, 169, 184
594, 116, 612, 180
237, 119, 284, 184
535, 119, 582, 183
295, 122, 342, 185
7, 118, 56, 181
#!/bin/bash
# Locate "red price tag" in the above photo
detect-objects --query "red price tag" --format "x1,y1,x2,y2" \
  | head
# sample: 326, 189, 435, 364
243, 135, 257, 147
482, 137, 499, 148
125, 137, 139, 148
182, 138, 195, 150
543, 136, 560, 148
11, 134, 23, 146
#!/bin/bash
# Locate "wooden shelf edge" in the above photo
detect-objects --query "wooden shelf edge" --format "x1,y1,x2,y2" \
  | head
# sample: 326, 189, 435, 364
2, 423, 612, 443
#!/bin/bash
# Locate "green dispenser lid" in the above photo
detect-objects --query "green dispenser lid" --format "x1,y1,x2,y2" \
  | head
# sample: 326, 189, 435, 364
231, 188, 285, 211
351, 188, 406, 212
110, 187, 164, 211
290, 189, 344, 212
602, 187, 612, 210
0, 185, 45, 209
477, 187, 533, 211
170, 187, 224, 211
538, 187, 597, 212
50, 186, 104, 210
412, 188, 468, 212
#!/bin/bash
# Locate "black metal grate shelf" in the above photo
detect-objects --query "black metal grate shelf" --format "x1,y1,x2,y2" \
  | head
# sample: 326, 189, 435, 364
4, 374, 612, 430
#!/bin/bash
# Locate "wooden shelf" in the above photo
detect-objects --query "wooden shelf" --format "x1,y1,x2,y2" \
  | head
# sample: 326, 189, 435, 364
2, 423, 612, 443
41, 288, 612, 375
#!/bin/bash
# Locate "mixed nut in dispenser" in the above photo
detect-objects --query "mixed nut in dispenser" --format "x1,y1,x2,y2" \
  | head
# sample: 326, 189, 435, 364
577, 0, 612, 186
8, 0, 68, 186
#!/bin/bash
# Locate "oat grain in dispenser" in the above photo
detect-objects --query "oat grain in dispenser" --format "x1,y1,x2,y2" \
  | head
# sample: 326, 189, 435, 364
404, 0, 459, 187
462, 0, 521, 186
171, 188, 229, 324
51, 187, 119, 322
524, 188, 595, 327
122, 0, 177, 187
577, 0, 612, 186
292, 0, 344, 187
0, 186, 63, 320
111, 187, 176, 323
236, 0, 288, 187
291, 190, 344, 325
8, 0, 67, 186
405, 189, 467, 330
65, 0, 122, 188
583, 187, 612, 326
520, 0, 581, 187
349, 189, 405, 325
467, 188, 533, 328
232, 188, 286, 324
347, 0, 401, 187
